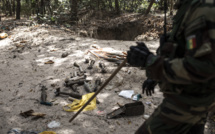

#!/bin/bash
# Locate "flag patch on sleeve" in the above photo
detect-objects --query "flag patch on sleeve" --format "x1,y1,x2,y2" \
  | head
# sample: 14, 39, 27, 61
186, 35, 197, 50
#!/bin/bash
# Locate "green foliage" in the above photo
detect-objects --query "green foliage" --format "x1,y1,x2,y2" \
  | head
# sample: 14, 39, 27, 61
51, 16, 56, 21
5, 0, 168, 21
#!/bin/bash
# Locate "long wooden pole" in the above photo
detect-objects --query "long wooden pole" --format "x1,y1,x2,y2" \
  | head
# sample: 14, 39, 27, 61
69, 59, 127, 122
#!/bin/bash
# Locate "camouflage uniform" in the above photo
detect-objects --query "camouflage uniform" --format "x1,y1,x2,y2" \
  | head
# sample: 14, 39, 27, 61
135, 0, 215, 134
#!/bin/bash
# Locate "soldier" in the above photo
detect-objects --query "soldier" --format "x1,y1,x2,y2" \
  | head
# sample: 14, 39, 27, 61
127, 0, 215, 134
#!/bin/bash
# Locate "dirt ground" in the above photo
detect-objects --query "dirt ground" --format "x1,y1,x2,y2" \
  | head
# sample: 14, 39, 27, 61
0, 19, 214, 134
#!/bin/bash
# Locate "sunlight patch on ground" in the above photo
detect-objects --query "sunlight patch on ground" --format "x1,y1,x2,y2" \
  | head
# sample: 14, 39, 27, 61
57, 100, 69, 106
47, 78, 61, 83
2, 106, 11, 112
82, 120, 93, 128
0, 38, 13, 49
56, 129, 75, 134
98, 93, 111, 103
70, 50, 85, 58
46, 45, 59, 52
80, 42, 91, 47
53, 58, 68, 67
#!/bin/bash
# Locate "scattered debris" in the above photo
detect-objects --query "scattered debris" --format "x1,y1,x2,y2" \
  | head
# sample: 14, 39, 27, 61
47, 121, 61, 128
93, 78, 102, 92
85, 58, 90, 63
44, 60, 54, 64
118, 90, 134, 99
88, 47, 126, 62
39, 131, 56, 134
20, 40, 27, 43
20, 109, 46, 119
8, 128, 38, 134
106, 102, 144, 119
132, 94, 142, 101
55, 88, 82, 99
63, 92, 96, 112
40, 86, 53, 106
84, 81, 93, 93
96, 110, 106, 116
99, 62, 107, 73
145, 101, 152, 106
74, 62, 84, 73
87, 59, 95, 69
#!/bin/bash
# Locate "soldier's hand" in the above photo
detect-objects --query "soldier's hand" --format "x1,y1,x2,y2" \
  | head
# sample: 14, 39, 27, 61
142, 79, 157, 96
127, 42, 152, 67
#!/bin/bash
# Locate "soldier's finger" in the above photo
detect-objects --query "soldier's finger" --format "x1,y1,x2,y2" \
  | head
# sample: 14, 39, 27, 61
148, 90, 152, 96
146, 88, 151, 96
152, 89, 155, 94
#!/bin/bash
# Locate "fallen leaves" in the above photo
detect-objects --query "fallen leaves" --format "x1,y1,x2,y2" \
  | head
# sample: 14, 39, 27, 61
20, 40, 27, 43
15, 44, 25, 48
0, 33, 8, 39
45, 60, 55, 64
20, 109, 46, 120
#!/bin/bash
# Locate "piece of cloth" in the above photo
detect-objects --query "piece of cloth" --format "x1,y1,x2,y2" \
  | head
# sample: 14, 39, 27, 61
63, 92, 96, 112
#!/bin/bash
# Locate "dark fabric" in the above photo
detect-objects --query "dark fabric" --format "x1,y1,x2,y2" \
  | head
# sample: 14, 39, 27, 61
187, 124, 205, 134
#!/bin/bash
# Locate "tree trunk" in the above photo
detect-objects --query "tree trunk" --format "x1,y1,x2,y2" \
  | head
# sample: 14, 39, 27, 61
16, 0, 20, 19
145, 0, 155, 16
36, 0, 39, 15
108, 0, 113, 10
97, 0, 100, 10
2, 0, 6, 14
40, 0, 45, 15
123, 0, 125, 10
71, 0, 78, 22
170, 0, 173, 15
45, 0, 52, 16
12, 0, 15, 14
7, 0, 13, 16
115, 0, 120, 14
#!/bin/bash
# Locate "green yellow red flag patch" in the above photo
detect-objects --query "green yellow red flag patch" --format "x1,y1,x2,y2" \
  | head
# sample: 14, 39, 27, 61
186, 35, 197, 50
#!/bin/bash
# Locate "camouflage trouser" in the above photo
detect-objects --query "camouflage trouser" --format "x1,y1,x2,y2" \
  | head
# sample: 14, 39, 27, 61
135, 97, 208, 134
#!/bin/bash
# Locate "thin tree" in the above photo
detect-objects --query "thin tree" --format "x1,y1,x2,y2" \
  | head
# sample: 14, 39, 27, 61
115, 0, 120, 14
12, 0, 15, 14
145, 0, 155, 16
70, 0, 78, 22
16, 0, 20, 19
170, 0, 173, 15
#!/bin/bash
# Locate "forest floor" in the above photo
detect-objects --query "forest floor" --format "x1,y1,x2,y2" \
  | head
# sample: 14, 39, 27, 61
0, 13, 214, 134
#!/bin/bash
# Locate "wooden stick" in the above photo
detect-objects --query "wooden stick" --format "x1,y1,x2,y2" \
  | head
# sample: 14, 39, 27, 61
69, 59, 127, 122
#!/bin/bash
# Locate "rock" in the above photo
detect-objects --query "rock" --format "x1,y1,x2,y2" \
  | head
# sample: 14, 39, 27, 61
61, 52, 69, 58
79, 30, 88, 37
146, 37, 154, 41
135, 35, 146, 41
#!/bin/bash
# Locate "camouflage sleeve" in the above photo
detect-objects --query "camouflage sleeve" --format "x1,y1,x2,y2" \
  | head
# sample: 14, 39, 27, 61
146, 3, 215, 84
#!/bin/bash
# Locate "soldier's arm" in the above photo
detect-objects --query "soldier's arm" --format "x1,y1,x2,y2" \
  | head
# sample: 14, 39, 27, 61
146, 4, 215, 84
